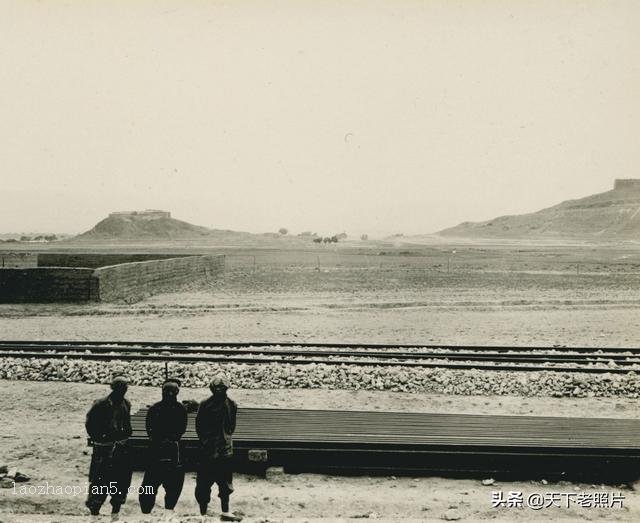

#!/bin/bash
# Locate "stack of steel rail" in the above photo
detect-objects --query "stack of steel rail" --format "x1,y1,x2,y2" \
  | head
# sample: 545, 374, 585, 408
123, 407, 640, 482
2, 340, 640, 373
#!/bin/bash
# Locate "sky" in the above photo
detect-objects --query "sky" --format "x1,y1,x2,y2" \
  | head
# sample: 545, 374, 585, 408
1, 1, 639, 236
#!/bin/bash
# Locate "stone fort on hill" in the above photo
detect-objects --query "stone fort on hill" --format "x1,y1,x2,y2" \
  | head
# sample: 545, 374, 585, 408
614, 179, 640, 191
109, 209, 171, 219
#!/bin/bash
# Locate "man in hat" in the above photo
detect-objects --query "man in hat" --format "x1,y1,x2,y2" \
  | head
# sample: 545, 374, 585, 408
85, 375, 133, 522
139, 378, 188, 519
194, 374, 242, 521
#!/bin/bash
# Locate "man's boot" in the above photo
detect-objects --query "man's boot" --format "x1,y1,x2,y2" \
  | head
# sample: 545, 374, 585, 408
220, 513, 243, 522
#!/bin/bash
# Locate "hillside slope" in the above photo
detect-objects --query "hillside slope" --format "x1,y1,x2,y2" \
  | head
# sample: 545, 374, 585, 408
74, 215, 212, 240
72, 211, 281, 245
439, 181, 640, 240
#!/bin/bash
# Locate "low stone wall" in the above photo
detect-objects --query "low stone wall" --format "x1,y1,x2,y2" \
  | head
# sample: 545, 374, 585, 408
0, 252, 38, 268
0, 268, 97, 302
94, 254, 225, 302
37, 253, 181, 269
0, 254, 224, 303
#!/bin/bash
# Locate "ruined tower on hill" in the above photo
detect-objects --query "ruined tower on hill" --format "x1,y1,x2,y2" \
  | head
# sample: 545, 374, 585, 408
614, 179, 640, 192
74, 209, 214, 240
439, 179, 640, 239
108, 209, 171, 219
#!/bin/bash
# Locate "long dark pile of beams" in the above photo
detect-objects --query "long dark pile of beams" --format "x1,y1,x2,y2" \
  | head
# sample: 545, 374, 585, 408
126, 407, 640, 482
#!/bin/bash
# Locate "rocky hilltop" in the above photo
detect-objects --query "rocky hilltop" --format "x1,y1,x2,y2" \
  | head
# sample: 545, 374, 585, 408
73, 210, 215, 240
439, 179, 640, 240
71, 210, 310, 246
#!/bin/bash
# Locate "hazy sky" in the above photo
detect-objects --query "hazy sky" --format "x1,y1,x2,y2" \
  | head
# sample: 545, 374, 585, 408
1, 1, 639, 235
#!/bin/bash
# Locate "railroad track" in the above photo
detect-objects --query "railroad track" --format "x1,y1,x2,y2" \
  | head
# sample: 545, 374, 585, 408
0, 340, 639, 373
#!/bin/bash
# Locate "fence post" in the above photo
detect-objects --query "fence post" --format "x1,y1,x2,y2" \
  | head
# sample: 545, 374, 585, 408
253, 256, 256, 273
316, 256, 320, 271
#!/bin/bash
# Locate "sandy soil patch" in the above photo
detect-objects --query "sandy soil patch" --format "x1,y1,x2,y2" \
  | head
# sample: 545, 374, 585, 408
0, 307, 639, 348
0, 381, 638, 522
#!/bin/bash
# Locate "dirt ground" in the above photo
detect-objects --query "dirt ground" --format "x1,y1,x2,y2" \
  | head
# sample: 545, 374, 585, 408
1, 299, 639, 348
2, 267, 640, 347
1, 256, 640, 521
0, 381, 638, 523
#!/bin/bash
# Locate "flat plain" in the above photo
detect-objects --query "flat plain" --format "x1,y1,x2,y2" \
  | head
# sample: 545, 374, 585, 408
1, 240, 639, 521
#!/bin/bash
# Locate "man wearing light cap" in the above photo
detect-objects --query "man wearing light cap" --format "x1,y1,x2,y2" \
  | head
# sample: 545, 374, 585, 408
139, 378, 188, 519
195, 374, 242, 521
85, 375, 133, 522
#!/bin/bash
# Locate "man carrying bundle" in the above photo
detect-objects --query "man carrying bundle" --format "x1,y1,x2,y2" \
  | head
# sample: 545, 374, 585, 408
194, 374, 243, 522
85, 375, 132, 522
139, 378, 188, 519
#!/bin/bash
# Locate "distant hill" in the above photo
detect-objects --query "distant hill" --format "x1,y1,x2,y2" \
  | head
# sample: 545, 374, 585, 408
439, 179, 640, 240
72, 210, 288, 244
73, 211, 215, 241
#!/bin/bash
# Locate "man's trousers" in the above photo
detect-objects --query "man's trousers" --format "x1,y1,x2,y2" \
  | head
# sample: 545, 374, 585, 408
194, 456, 234, 507
85, 443, 132, 514
138, 462, 185, 513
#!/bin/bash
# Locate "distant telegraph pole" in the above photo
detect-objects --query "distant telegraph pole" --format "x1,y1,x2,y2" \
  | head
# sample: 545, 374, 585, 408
448, 249, 456, 273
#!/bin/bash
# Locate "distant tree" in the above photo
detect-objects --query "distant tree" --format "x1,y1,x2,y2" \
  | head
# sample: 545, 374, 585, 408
312, 237, 323, 243
44, 234, 58, 241
278, 228, 288, 235
19, 235, 31, 242
360, 234, 368, 241
330, 235, 339, 243
336, 232, 347, 240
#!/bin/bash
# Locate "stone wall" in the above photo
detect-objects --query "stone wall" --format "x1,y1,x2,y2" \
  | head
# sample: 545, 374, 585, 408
0, 268, 97, 302
93, 254, 225, 302
0, 254, 224, 303
614, 179, 640, 191
0, 252, 38, 268
37, 253, 181, 269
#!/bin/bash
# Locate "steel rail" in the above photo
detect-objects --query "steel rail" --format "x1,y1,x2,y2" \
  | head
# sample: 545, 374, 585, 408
0, 349, 637, 373
1, 339, 640, 354
0, 348, 637, 366
128, 408, 640, 448
0, 342, 637, 363
0, 341, 638, 361
0, 341, 639, 371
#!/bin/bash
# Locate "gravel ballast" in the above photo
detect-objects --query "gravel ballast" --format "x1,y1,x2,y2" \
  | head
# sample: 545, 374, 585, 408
0, 358, 638, 398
